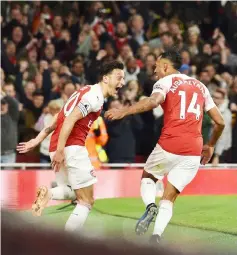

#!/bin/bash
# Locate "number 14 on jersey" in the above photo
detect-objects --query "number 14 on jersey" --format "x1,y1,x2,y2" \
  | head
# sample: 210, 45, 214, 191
178, 90, 201, 120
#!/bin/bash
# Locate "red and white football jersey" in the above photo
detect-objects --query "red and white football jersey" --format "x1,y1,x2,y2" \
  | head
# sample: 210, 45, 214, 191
152, 73, 216, 156
49, 84, 104, 152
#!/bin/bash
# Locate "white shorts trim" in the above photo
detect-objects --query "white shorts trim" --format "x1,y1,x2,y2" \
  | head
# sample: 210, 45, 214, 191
144, 144, 200, 192
50, 145, 97, 190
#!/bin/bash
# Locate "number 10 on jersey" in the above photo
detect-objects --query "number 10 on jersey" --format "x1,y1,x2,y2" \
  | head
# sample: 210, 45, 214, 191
178, 90, 201, 120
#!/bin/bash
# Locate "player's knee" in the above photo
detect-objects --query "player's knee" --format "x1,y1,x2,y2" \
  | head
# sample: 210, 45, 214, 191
82, 197, 94, 207
141, 171, 158, 183
76, 194, 94, 207
162, 192, 177, 202
162, 185, 180, 202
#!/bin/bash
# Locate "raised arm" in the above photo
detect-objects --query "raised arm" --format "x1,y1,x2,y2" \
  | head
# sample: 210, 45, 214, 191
105, 93, 164, 120
17, 113, 58, 153
105, 76, 172, 120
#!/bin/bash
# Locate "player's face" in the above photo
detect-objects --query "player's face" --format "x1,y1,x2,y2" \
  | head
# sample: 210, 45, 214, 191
107, 69, 125, 97
154, 58, 171, 80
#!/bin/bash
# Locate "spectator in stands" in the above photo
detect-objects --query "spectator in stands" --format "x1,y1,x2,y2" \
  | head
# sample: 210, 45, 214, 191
43, 43, 56, 63
230, 78, 237, 162
159, 32, 174, 51
202, 64, 222, 93
114, 21, 139, 55
181, 50, 191, 65
118, 44, 134, 64
1, 91, 19, 163
71, 60, 88, 85
24, 90, 44, 128
137, 43, 151, 63
3, 82, 16, 98
129, 14, 146, 46
34, 100, 61, 163
124, 57, 140, 83
179, 64, 191, 75
1, 40, 17, 76
212, 89, 232, 165
54, 81, 77, 109
186, 25, 203, 57
105, 98, 143, 163
148, 19, 169, 49
50, 58, 62, 74
138, 53, 156, 89
86, 116, 109, 169
168, 18, 182, 42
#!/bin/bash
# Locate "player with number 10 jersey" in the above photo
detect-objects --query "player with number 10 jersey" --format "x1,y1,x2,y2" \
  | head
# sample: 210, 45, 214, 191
17, 61, 125, 233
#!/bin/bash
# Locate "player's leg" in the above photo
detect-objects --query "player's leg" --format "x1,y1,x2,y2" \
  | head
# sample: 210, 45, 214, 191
64, 146, 97, 233
50, 167, 76, 200
140, 170, 158, 207
136, 145, 168, 235
32, 160, 75, 216
151, 155, 200, 244
156, 180, 164, 198
136, 171, 159, 235
65, 185, 94, 232
150, 181, 179, 244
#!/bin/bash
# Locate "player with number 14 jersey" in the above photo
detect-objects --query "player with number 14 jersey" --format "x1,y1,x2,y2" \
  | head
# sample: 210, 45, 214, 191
153, 73, 215, 156
105, 50, 224, 243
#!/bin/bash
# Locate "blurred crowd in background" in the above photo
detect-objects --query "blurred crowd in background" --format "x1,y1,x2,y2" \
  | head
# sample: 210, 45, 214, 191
1, 1, 237, 167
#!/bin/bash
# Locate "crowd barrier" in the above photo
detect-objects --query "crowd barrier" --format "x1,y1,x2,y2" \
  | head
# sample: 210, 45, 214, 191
1, 164, 237, 210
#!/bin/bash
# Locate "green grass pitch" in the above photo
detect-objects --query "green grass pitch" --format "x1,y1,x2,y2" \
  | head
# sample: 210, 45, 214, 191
32, 195, 237, 253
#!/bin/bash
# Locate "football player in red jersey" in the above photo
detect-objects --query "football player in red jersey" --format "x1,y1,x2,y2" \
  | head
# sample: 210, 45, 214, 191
17, 60, 125, 232
105, 49, 225, 244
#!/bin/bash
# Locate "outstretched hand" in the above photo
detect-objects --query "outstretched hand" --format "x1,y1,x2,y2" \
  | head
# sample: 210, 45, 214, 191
16, 139, 38, 153
104, 109, 126, 121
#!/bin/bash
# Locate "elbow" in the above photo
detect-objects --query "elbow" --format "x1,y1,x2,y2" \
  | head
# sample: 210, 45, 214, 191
217, 119, 225, 129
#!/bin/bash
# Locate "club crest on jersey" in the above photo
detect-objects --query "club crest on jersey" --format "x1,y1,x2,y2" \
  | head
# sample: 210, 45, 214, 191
84, 103, 90, 111
90, 170, 96, 178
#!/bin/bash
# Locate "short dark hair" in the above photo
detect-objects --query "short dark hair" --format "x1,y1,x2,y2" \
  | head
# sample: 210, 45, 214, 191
146, 53, 156, 60
72, 59, 83, 67
159, 48, 182, 70
98, 60, 124, 81
62, 82, 76, 91
215, 88, 225, 98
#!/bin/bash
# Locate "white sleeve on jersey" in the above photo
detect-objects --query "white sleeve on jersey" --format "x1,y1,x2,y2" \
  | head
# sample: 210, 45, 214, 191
151, 76, 173, 100
78, 88, 102, 117
203, 85, 216, 112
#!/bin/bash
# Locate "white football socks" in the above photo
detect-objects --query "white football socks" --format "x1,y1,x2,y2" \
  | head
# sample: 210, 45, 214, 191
153, 200, 173, 236
50, 185, 76, 200
65, 202, 91, 232
156, 180, 164, 198
140, 178, 156, 207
